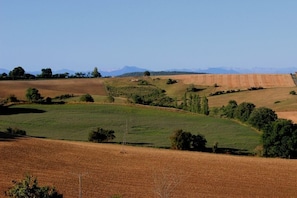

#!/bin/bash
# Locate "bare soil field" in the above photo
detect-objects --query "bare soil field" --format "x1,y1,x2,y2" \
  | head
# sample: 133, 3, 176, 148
159, 74, 296, 89
1, 137, 297, 197
0, 78, 107, 100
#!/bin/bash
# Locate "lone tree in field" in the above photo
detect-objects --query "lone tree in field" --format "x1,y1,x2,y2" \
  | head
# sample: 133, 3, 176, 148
5, 174, 63, 198
88, 127, 116, 143
92, 67, 102, 78
79, 93, 94, 102
143, 70, 151, 76
26, 87, 43, 102
262, 119, 297, 158
170, 129, 207, 151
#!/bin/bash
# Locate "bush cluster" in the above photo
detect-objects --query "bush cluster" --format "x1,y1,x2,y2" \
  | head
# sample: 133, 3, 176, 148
170, 129, 207, 151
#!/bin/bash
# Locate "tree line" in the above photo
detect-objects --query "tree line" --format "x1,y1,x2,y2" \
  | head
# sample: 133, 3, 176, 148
217, 100, 297, 158
0, 66, 102, 80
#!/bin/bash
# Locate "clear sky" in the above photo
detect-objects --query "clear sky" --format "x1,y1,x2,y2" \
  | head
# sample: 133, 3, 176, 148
1, 0, 297, 72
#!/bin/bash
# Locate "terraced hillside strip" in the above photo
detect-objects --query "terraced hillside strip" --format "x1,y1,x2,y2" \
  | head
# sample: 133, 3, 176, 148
0, 78, 107, 100
158, 74, 296, 89
1, 138, 297, 197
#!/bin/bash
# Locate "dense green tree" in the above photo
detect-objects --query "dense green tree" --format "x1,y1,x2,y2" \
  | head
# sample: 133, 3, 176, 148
41, 68, 53, 78
5, 174, 63, 198
192, 134, 207, 151
88, 127, 116, 143
80, 93, 94, 102
223, 100, 238, 118
201, 96, 209, 115
143, 70, 151, 76
234, 102, 255, 122
92, 67, 101, 78
248, 107, 278, 130
9, 66, 25, 79
262, 119, 297, 158
170, 129, 192, 150
26, 88, 42, 102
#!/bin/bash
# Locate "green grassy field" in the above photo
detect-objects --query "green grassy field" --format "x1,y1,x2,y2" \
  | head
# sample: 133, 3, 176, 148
0, 103, 260, 153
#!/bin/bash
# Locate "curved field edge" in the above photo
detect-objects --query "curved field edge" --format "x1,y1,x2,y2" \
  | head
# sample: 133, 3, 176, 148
0, 138, 297, 197
0, 103, 259, 152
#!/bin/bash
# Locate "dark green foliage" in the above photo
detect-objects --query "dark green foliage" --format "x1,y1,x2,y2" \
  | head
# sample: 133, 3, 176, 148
170, 129, 192, 150
192, 134, 207, 151
9, 66, 25, 79
106, 95, 115, 103
201, 96, 209, 115
88, 127, 116, 143
92, 67, 102, 78
26, 88, 43, 103
53, 94, 74, 100
6, 94, 19, 103
166, 78, 177, 84
222, 100, 238, 118
5, 174, 63, 198
143, 71, 151, 76
248, 107, 278, 130
41, 68, 53, 78
80, 94, 94, 102
290, 90, 296, 95
6, 127, 26, 135
234, 102, 255, 122
170, 129, 207, 151
262, 119, 297, 158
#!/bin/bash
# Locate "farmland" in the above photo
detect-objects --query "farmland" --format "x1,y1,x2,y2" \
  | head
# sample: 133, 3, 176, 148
1, 137, 297, 197
1, 73, 297, 197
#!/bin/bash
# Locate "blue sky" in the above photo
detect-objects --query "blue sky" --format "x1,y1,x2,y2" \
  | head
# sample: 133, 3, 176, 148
1, 0, 297, 72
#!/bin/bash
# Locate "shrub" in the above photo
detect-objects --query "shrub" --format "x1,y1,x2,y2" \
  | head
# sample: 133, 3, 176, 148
166, 78, 177, 85
170, 129, 207, 151
106, 95, 115, 103
5, 174, 63, 198
6, 94, 18, 103
290, 90, 296, 95
80, 94, 94, 102
88, 127, 115, 143
6, 127, 26, 135
26, 87, 43, 102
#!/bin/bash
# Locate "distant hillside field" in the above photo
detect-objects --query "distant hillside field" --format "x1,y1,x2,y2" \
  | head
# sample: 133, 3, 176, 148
157, 74, 296, 89
0, 78, 107, 100
1, 74, 297, 122
0, 137, 297, 197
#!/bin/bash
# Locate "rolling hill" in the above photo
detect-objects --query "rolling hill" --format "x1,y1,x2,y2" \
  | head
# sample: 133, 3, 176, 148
1, 136, 297, 197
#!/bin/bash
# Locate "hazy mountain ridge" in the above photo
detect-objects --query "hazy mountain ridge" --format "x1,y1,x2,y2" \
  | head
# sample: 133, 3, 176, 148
1, 66, 296, 77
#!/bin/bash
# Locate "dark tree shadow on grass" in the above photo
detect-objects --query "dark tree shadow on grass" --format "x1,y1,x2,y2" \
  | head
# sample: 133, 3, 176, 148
0, 107, 46, 115
0, 132, 26, 142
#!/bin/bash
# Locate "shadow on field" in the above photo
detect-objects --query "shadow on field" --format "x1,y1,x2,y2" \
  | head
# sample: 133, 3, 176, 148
205, 147, 250, 156
0, 107, 46, 115
0, 132, 25, 142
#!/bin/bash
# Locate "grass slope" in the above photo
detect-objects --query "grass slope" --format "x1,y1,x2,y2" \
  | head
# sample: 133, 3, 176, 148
1, 137, 297, 197
0, 103, 259, 153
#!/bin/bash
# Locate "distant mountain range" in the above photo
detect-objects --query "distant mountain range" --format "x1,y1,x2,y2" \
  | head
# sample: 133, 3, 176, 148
1, 66, 296, 77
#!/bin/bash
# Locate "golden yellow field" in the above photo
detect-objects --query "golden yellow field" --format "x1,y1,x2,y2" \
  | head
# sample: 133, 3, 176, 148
1, 137, 297, 197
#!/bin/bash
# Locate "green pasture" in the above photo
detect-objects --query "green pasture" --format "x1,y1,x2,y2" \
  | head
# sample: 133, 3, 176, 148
0, 103, 260, 153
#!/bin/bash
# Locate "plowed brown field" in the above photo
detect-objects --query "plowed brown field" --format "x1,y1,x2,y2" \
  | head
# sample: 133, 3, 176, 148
0, 78, 107, 100
1, 137, 297, 197
159, 74, 295, 89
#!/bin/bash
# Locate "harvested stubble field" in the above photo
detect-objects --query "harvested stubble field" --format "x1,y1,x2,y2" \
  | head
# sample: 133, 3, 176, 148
0, 78, 107, 100
1, 136, 297, 197
159, 74, 296, 89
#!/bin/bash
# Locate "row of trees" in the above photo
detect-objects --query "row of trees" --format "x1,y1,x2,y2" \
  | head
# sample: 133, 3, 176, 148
0, 66, 102, 80
220, 100, 297, 158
